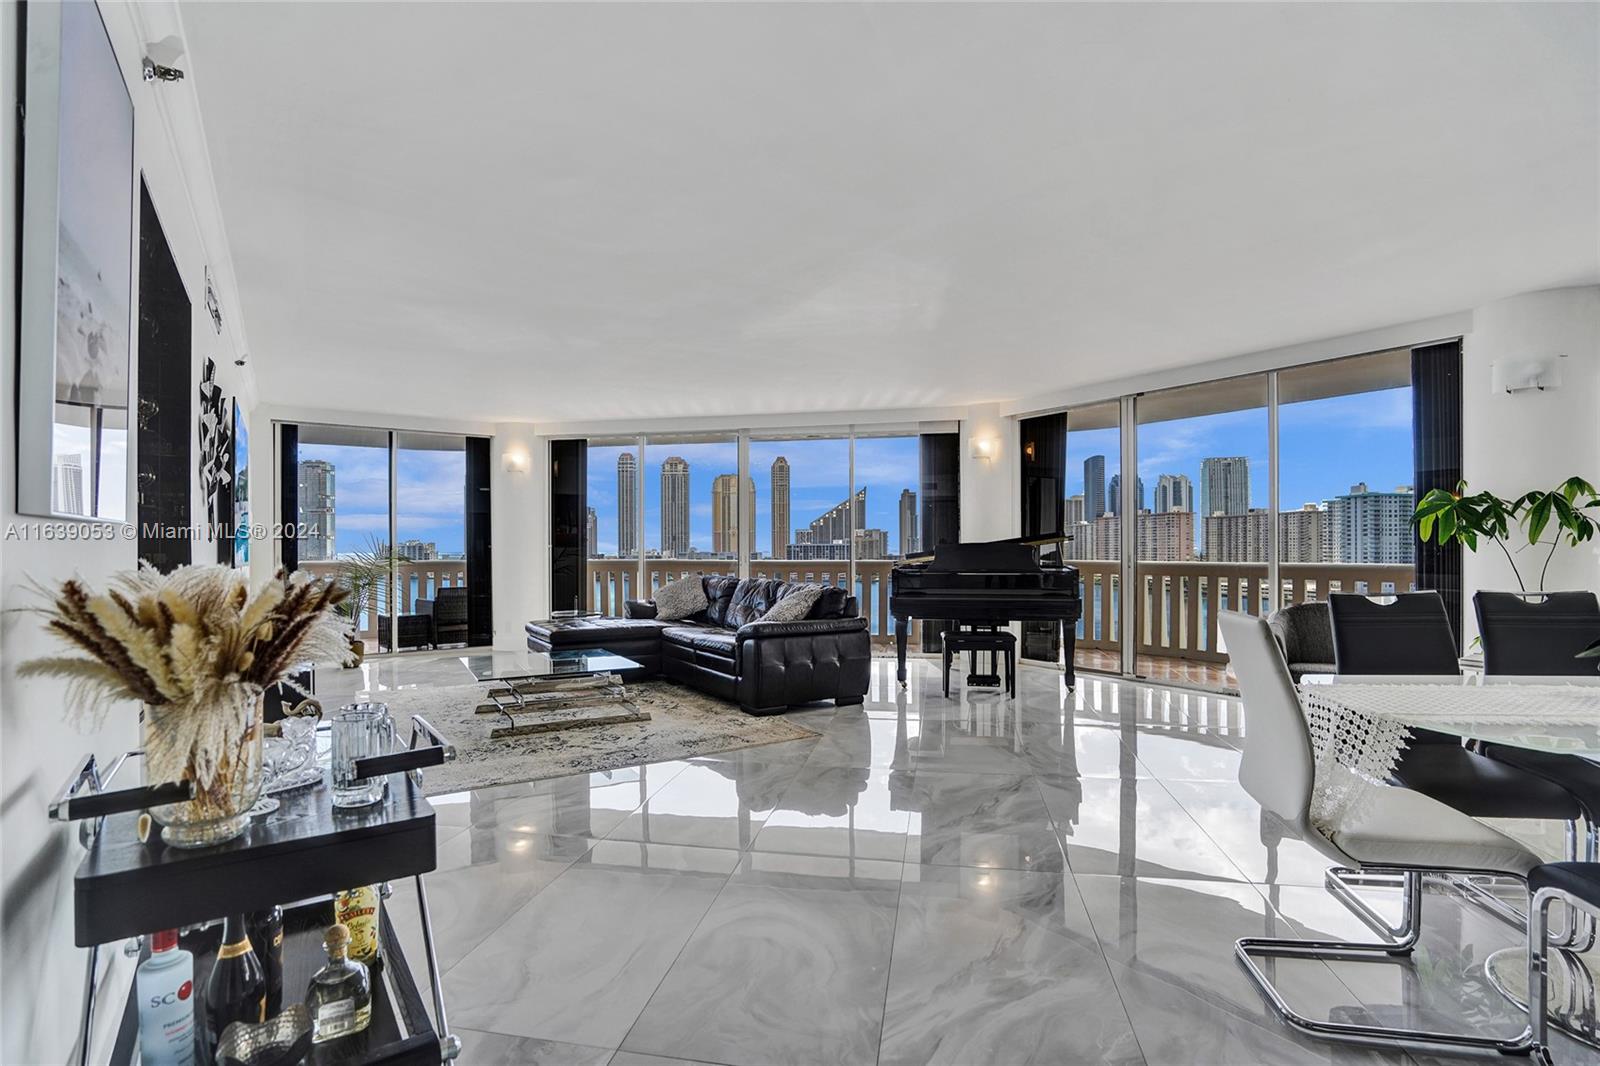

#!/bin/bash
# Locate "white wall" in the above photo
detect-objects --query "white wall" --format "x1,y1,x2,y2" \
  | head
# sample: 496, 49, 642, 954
1, 3, 254, 1060
491, 425, 547, 648
958, 404, 1021, 543
1461, 285, 1600, 640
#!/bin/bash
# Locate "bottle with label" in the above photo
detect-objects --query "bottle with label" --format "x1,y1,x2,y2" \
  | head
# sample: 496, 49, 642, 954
334, 885, 381, 965
136, 930, 197, 1066
305, 923, 372, 1044
203, 915, 266, 1055
247, 907, 284, 1017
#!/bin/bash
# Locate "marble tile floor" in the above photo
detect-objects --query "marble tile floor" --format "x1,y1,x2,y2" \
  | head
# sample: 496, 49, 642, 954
346, 653, 1600, 1065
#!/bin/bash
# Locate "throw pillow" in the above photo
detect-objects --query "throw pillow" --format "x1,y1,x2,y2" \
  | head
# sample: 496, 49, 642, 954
755, 584, 823, 625
654, 575, 709, 621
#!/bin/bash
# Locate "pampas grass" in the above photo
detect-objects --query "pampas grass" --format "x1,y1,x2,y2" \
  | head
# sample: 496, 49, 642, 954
22, 564, 353, 791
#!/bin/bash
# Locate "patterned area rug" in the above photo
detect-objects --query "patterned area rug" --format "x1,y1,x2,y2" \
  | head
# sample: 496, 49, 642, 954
378, 680, 819, 796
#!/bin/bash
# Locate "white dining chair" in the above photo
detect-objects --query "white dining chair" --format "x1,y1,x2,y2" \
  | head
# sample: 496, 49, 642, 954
1221, 610, 1542, 1053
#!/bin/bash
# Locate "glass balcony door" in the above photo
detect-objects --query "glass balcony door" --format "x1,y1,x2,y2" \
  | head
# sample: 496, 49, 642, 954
394, 432, 468, 645
293, 424, 393, 650
1132, 375, 1270, 686
1061, 401, 1123, 676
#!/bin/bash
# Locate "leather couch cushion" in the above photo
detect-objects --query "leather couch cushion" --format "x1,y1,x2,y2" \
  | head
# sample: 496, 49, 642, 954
662, 625, 737, 659
525, 616, 667, 645
726, 579, 789, 629
701, 575, 740, 627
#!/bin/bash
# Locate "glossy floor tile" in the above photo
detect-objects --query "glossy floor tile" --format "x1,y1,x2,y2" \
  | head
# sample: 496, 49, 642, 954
364, 658, 1593, 1066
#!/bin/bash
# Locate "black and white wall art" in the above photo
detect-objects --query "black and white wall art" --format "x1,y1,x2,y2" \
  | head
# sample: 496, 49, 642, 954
18, 0, 137, 522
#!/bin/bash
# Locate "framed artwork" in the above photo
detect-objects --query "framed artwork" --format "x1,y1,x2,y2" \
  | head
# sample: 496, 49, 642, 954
232, 399, 250, 566
17, 0, 137, 522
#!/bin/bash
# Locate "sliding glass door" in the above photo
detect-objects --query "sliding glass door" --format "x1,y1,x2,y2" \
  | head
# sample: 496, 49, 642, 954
293, 425, 393, 648
1062, 401, 1122, 676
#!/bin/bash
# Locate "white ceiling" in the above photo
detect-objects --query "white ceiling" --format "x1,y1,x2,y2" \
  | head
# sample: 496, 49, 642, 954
181, 1, 1599, 425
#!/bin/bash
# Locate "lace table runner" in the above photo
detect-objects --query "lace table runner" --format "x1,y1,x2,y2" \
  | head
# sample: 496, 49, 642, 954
1298, 683, 1600, 831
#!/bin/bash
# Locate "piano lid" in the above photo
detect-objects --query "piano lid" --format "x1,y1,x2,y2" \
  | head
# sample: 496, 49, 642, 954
922, 538, 1040, 572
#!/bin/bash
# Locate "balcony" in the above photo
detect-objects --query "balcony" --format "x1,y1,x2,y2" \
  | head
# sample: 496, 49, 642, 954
589, 557, 1412, 687
298, 558, 468, 647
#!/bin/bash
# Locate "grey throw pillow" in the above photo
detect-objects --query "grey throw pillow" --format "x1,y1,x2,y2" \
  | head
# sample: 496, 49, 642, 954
654, 575, 709, 621
755, 585, 823, 625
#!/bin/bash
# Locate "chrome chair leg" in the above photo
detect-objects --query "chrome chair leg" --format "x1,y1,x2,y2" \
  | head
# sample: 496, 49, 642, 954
1324, 867, 1419, 950
1238, 866, 1534, 1054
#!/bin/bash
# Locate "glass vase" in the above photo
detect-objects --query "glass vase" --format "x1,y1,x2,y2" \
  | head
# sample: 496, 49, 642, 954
145, 685, 266, 848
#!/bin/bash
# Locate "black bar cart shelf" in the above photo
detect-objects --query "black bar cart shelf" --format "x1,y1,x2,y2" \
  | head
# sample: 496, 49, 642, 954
55, 713, 459, 1065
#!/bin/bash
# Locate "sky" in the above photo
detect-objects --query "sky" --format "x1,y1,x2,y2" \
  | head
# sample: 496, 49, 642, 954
588, 437, 921, 558
301, 441, 467, 555
1067, 387, 1414, 512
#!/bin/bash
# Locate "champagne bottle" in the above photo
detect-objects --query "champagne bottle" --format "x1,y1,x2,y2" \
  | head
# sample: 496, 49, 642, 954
247, 907, 284, 1017
203, 915, 266, 1055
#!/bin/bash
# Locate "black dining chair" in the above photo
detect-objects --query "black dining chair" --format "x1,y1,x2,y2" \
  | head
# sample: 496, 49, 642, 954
1327, 591, 1583, 870
1476, 591, 1600, 676
1328, 591, 1461, 675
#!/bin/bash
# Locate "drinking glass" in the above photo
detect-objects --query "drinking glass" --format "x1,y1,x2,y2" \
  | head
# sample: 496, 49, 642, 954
331, 703, 396, 809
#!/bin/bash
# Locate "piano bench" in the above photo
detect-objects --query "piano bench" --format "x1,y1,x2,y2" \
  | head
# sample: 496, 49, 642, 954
941, 628, 1017, 699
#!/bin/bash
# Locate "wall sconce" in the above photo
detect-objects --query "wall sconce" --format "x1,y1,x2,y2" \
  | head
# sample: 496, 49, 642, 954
970, 437, 997, 462
1491, 354, 1566, 394
502, 449, 530, 475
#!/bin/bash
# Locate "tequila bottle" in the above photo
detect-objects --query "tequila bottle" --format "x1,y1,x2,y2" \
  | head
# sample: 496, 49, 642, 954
304, 923, 371, 1044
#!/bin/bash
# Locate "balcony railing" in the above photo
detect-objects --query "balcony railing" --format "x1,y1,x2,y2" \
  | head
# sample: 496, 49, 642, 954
585, 557, 1411, 667
298, 559, 468, 644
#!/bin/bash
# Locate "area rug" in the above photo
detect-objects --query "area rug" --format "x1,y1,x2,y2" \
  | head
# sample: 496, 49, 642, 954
377, 680, 819, 796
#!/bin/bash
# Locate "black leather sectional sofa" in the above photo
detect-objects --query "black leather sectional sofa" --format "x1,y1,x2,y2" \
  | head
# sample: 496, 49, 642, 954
525, 575, 871, 716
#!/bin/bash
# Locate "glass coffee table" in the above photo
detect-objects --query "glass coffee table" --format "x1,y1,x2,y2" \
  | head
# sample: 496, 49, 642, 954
460, 648, 642, 683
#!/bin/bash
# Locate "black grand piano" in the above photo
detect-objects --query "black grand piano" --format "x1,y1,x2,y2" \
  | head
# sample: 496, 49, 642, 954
890, 535, 1082, 690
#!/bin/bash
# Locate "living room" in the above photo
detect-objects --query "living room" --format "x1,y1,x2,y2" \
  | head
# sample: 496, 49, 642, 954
4, 2, 1600, 1065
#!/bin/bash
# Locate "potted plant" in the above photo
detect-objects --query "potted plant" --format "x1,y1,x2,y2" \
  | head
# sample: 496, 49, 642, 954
333, 537, 398, 666
21, 565, 352, 847
1413, 476, 1599, 593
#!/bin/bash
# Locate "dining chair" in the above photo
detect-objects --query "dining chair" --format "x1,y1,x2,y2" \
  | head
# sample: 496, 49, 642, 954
1328, 591, 1460, 675
1476, 591, 1600, 677
1528, 861, 1600, 1064
1221, 611, 1541, 1053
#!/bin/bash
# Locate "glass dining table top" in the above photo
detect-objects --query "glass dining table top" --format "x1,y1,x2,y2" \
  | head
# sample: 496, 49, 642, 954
1300, 674, 1600, 757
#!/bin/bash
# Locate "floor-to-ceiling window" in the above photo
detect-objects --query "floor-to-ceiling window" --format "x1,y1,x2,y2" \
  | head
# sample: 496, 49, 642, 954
585, 437, 643, 615
1052, 342, 1440, 688
849, 432, 920, 634
1062, 401, 1122, 672
643, 435, 741, 596
1276, 347, 1416, 603
287, 423, 481, 653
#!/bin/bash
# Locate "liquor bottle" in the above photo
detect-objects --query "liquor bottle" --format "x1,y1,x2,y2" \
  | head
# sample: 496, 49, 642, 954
136, 930, 197, 1066
203, 915, 266, 1055
305, 923, 372, 1044
247, 907, 284, 1016
334, 885, 381, 965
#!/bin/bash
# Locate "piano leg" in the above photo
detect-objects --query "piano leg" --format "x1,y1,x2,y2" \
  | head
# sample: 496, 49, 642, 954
895, 616, 909, 687
1061, 618, 1077, 690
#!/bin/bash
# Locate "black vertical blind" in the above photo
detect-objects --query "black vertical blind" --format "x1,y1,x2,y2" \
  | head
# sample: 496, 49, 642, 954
549, 439, 587, 615
278, 423, 299, 573
1412, 340, 1464, 649
918, 432, 961, 651
135, 181, 193, 572
466, 437, 494, 645
1019, 412, 1068, 661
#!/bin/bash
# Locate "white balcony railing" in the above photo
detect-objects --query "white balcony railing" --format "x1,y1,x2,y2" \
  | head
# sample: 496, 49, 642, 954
298, 559, 468, 645
589, 557, 1412, 665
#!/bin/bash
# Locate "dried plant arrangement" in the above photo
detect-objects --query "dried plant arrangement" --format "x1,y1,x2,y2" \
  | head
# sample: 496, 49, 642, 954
21, 565, 353, 844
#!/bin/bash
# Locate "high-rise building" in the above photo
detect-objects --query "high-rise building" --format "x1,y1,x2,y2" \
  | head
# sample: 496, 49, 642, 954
898, 489, 918, 557
853, 528, 888, 559
660, 456, 690, 557
1326, 483, 1415, 565
616, 452, 638, 558
53, 453, 85, 516
1083, 455, 1107, 520
771, 457, 791, 561
1089, 511, 1194, 562
586, 506, 598, 556
711, 474, 754, 557
1153, 473, 1194, 514
804, 489, 865, 545
1202, 505, 1327, 563
1108, 473, 1145, 514
1199, 457, 1250, 517
1064, 495, 1086, 527
296, 459, 336, 561
395, 539, 437, 561
1199, 456, 1250, 557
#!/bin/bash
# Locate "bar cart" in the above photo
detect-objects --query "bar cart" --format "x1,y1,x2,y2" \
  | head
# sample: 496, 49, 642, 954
52, 713, 461, 1065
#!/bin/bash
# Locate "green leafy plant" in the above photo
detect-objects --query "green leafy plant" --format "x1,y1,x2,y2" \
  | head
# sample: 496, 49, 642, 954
1414, 476, 1599, 592
334, 536, 399, 628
